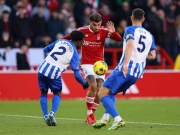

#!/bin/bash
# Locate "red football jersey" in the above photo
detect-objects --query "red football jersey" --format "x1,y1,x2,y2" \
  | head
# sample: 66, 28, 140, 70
62, 25, 122, 64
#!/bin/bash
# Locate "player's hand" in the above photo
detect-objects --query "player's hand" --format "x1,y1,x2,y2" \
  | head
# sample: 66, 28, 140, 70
122, 65, 128, 77
83, 82, 89, 90
106, 21, 115, 33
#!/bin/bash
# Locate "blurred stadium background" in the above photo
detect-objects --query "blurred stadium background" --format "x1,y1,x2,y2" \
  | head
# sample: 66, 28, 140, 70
0, 0, 179, 99
0, 0, 180, 134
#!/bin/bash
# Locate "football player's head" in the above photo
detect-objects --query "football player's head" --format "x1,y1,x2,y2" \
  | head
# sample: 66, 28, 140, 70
131, 8, 145, 23
70, 30, 85, 49
89, 13, 102, 33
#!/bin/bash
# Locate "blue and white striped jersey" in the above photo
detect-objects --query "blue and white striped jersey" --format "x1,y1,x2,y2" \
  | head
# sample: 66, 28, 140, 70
38, 39, 81, 79
117, 26, 156, 78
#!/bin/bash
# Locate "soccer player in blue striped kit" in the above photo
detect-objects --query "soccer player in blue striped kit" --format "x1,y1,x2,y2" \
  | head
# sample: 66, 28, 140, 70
93, 8, 156, 130
38, 30, 89, 126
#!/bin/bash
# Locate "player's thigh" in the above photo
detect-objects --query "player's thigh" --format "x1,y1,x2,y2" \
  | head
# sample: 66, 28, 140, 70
98, 86, 110, 99
81, 64, 105, 81
38, 73, 49, 91
96, 78, 104, 90
118, 75, 138, 95
103, 69, 126, 95
86, 75, 96, 85
48, 77, 62, 92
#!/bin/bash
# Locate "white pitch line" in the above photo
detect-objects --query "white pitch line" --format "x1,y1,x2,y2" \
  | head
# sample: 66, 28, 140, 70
0, 114, 83, 121
0, 114, 180, 127
125, 121, 180, 127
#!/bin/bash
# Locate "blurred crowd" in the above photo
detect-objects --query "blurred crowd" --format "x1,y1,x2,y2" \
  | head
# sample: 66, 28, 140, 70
0, 0, 180, 63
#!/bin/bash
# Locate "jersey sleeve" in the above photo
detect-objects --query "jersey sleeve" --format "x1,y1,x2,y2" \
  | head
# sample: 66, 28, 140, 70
62, 34, 71, 40
74, 70, 86, 86
43, 40, 59, 53
70, 50, 81, 71
70, 50, 86, 86
102, 27, 122, 41
124, 27, 135, 42
61, 27, 84, 40
109, 32, 122, 42
150, 35, 156, 50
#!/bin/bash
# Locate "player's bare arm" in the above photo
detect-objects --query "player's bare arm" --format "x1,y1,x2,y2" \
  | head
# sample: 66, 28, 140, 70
146, 50, 156, 60
106, 21, 115, 33
122, 39, 134, 77
106, 21, 122, 41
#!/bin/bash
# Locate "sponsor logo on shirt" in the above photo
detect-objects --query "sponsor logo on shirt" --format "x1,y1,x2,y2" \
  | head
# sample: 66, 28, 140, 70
83, 40, 102, 46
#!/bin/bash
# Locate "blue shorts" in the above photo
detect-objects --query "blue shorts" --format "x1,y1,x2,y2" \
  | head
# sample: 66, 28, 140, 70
38, 73, 62, 92
103, 69, 138, 95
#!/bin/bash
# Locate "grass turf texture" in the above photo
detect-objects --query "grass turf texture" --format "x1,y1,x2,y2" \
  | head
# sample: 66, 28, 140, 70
0, 99, 180, 135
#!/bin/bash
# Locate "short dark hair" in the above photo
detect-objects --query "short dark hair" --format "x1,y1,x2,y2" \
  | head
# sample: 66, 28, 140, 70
132, 8, 145, 20
89, 13, 102, 22
70, 30, 85, 41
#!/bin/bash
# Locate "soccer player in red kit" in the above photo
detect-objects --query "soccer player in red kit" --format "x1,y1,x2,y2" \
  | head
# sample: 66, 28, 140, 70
62, 13, 122, 124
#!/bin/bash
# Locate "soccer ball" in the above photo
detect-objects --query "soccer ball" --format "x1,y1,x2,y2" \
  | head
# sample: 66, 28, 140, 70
93, 60, 108, 75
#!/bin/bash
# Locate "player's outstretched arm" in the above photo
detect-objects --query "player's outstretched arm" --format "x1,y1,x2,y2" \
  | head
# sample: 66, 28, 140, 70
122, 39, 134, 77
106, 21, 122, 42
61, 34, 71, 39
106, 21, 115, 33
43, 42, 56, 53
74, 70, 89, 90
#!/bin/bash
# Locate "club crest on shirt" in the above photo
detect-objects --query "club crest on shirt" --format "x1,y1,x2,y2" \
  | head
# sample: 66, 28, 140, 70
85, 34, 88, 37
97, 34, 100, 40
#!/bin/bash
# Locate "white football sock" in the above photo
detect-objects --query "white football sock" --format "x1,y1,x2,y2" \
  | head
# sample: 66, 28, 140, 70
114, 116, 122, 123
101, 113, 110, 121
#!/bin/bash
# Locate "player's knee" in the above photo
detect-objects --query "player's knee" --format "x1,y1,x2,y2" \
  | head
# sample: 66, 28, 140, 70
53, 91, 61, 95
98, 87, 109, 99
89, 82, 97, 91
41, 90, 48, 95
97, 85, 102, 91
97, 92, 103, 99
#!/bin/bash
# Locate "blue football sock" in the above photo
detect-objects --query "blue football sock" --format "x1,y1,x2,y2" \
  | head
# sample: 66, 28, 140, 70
104, 95, 116, 114
40, 94, 48, 116
110, 95, 116, 104
51, 94, 61, 114
101, 96, 119, 118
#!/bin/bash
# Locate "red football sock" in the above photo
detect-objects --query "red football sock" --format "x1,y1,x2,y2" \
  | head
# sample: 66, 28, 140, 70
86, 96, 95, 115
92, 101, 100, 113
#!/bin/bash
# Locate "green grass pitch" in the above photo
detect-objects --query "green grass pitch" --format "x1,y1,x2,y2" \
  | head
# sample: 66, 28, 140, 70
0, 99, 180, 135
